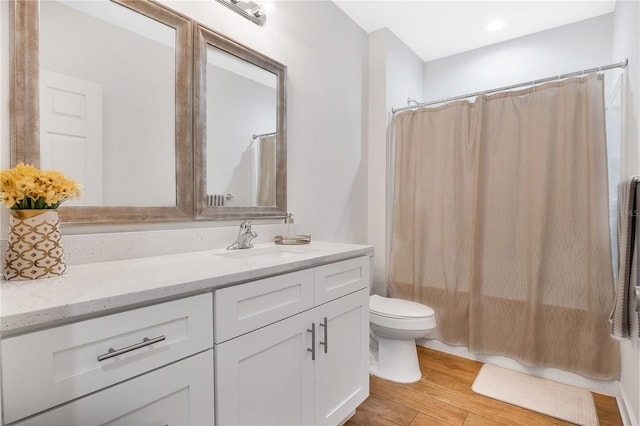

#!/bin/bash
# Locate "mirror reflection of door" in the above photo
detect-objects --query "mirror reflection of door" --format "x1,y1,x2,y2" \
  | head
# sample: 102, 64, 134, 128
39, 69, 103, 206
206, 45, 277, 207
39, 0, 177, 207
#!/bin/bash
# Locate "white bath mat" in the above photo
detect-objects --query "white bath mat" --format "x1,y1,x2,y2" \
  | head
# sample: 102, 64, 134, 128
471, 364, 598, 426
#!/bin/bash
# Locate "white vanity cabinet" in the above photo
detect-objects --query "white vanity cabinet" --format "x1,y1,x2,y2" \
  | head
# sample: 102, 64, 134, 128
1, 293, 215, 426
1, 242, 374, 426
214, 256, 370, 426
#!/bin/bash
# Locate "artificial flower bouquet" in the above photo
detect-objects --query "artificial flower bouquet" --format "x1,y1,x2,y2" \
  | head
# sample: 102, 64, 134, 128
1, 162, 82, 210
1, 163, 82, 281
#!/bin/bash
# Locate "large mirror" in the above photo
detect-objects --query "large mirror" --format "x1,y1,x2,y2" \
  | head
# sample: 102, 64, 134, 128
10, 0, 193, 223
194, 25, 287, 220
10, 0, 287, 224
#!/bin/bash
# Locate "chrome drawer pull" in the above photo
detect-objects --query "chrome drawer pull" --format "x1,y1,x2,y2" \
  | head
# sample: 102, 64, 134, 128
319, 316, 328, 353
307, 323, 316, 361
97, 335, 166, 361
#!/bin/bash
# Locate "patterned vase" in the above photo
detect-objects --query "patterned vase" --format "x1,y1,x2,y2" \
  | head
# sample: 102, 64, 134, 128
3, 209, 66, 280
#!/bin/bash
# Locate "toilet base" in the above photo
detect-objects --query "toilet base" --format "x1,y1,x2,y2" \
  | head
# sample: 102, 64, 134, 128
369, 336, 422, 384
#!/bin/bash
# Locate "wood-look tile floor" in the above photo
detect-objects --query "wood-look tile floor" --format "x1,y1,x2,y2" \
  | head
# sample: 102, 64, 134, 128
345, 347, 622, 426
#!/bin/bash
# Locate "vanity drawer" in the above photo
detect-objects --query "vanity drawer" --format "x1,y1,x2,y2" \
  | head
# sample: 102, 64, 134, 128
14, 350, 215, 426
1, 293, 213, 424
214, 269, 314, 343
314, 256, 370, 305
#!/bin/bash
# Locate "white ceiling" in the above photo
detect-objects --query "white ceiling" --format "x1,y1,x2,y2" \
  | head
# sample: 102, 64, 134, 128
332, 1, 616, 62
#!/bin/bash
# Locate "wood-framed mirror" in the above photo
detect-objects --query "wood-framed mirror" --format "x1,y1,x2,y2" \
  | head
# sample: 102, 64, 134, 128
9, 0, 193, 224
194, 24, 287, 221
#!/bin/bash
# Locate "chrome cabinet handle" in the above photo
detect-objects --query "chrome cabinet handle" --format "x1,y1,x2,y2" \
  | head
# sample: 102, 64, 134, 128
97, 335, 166, 361
319, 317, 328, 353
307, 323, 316, 361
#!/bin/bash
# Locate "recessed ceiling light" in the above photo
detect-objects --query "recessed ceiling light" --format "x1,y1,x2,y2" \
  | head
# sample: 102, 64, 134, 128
486, 19, 505, 32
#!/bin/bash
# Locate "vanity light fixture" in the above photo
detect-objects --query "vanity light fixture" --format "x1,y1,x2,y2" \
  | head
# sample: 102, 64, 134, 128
215, 0, 272, 26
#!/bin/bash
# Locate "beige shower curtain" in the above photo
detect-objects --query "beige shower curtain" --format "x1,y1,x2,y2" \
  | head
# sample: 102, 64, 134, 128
389, 74, 620, 379
256, 134, 276, 206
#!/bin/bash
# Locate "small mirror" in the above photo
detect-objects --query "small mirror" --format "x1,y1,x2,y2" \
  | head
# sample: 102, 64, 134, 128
195, 25, 286, 220
10, 0, 193, 223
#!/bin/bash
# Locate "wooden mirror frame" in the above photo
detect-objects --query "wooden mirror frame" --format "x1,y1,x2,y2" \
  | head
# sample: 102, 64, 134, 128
9, 0, 194, 224
194, 24, 287, 221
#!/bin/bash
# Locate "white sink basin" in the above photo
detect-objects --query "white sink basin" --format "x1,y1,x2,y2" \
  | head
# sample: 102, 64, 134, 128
213, 245, 313, 262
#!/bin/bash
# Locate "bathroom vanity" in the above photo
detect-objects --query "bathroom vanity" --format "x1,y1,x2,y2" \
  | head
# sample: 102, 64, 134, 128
0, 242, 372, 426
2, 1, 371, 424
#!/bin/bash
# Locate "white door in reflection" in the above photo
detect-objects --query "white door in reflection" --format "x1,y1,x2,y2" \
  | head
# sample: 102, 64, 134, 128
39, 69, 103, 206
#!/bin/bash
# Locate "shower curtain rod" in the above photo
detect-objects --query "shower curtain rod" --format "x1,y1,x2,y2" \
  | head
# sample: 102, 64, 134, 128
252, 131, 276, 139
392, 58, 628, 114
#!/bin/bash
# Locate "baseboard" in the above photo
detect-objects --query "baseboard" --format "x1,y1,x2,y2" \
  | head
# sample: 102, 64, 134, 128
617, 381, 638, 426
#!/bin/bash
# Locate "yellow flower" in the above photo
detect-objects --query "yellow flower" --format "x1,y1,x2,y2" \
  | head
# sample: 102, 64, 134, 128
0, 163, 82, 209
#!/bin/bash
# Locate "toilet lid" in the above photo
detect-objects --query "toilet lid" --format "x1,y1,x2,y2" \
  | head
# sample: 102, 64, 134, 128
370, 294, 435, 319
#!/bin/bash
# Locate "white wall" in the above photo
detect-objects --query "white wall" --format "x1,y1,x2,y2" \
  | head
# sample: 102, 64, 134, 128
368, 28, 423, 296
612, 0, 640, 423
367, 30, 387, 297
423, 14, 614, 102
0, 1, 369, 247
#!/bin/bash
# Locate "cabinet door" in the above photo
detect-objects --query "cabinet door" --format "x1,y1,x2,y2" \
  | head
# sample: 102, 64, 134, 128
216, 311, 315, 426
314, 289, 369, 426
15, 350, 215, 426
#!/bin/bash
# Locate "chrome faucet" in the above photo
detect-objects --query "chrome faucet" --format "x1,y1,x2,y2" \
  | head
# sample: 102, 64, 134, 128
227, 220, 258, 250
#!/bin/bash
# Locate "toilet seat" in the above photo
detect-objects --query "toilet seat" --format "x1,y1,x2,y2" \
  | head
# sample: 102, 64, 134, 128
369, 295, 436, 330
370, 294, 435, 318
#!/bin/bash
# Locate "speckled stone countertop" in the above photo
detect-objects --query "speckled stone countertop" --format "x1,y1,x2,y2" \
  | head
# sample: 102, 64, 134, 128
1, 241, 373, 335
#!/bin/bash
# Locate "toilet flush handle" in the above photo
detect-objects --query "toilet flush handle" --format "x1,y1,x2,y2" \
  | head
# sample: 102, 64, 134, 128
319, 317, 328, 354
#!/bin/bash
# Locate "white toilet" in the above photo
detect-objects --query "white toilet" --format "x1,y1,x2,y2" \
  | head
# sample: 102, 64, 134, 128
369, 295, 436, 383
